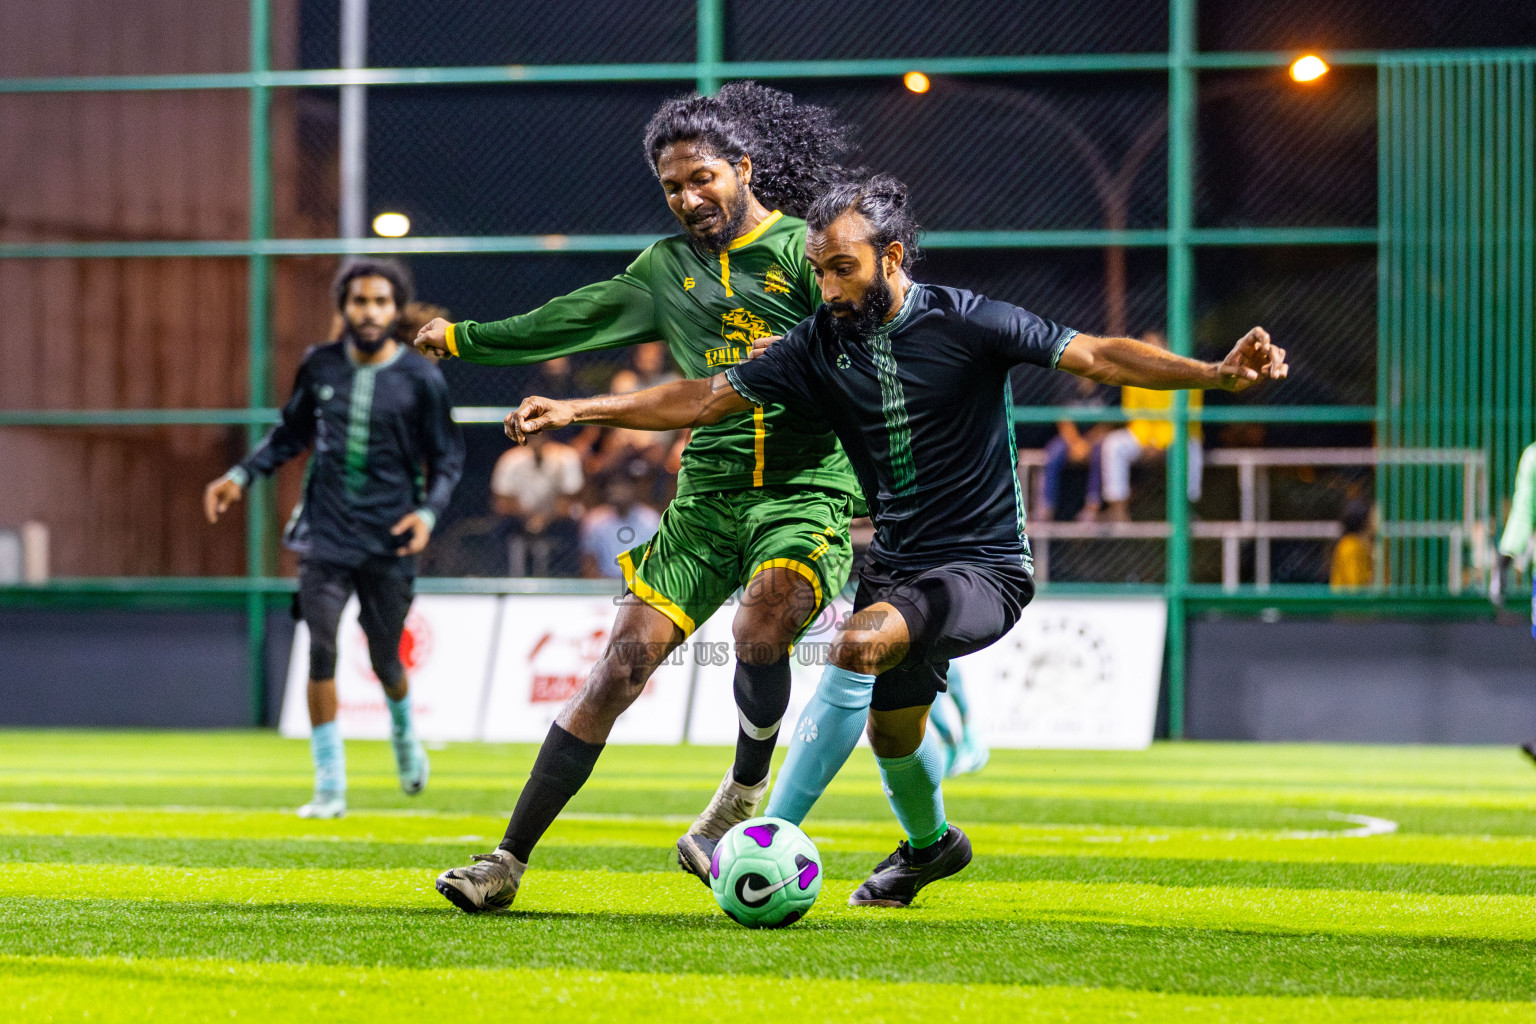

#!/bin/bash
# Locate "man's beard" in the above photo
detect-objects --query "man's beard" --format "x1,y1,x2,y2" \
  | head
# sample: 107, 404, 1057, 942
827, 274, 895, 342
343, 318, 397, 355
684, 191, 749, 254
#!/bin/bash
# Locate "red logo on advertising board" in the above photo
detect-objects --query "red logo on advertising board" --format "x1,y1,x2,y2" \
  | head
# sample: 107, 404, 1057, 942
351, 608, 433, 679
527, 628, 608, 702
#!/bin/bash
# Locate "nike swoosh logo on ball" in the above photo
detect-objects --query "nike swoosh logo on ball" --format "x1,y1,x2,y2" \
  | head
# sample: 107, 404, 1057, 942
737, 874, 795, 903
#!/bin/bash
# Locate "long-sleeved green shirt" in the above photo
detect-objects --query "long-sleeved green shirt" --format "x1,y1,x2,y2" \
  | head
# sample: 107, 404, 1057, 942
445, 211, 860, 500
1498, 441, 1536, 562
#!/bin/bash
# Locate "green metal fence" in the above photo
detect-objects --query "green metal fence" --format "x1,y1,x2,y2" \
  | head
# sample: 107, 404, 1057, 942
1, 0, 1532, 733
1379, 57, 1536, 593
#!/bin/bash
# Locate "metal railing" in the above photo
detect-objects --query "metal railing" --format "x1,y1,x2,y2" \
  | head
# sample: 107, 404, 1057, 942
1019, 447, 1489, 592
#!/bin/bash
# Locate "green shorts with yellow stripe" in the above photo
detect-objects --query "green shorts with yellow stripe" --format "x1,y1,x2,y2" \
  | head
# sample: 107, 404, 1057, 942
616, 486, 855, 639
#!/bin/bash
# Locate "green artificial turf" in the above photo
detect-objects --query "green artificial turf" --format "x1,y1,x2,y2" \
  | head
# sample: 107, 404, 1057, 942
2, 731, 1534, 1021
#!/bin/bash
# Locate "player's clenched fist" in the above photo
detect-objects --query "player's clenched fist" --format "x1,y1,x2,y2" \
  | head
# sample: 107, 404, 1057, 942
414, 317, 452, 357
505, 396, 576, 445
203, 475, 244, 524
1215, 327, 1287, 392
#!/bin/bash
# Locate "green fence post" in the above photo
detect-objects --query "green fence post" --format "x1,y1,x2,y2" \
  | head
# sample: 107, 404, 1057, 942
246, 0, 273, 726
696, 0, 723, 95
1165, 0, 1198, 739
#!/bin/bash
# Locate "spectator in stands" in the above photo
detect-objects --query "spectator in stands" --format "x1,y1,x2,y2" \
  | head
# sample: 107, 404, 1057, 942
1329, 499, 1375, 589
1036, 376, 1112, 522
632, 340, 679, 390
490, 429, 583, 577
580, 464, 661, 580
1100, 331, 1204, 522
584, 369, 673, 506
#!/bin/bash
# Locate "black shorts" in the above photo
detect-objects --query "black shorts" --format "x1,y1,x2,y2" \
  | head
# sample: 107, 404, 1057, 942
852, 559, 1034, 712
296, 557, 415, 685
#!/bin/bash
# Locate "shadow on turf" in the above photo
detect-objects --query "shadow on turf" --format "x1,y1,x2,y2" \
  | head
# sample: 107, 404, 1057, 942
5, 898, 1535, 1001
9, 836, 1536, 899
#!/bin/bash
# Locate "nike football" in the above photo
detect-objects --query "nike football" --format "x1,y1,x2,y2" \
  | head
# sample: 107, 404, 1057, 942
709, 816, 823, 928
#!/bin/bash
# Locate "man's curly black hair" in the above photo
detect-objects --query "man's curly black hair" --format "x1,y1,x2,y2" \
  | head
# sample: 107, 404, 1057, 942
642, 81, 859, 218
332, 257, 413, 312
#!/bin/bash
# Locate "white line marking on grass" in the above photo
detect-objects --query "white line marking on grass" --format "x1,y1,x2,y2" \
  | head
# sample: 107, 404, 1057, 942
1279, 812, 1399, 839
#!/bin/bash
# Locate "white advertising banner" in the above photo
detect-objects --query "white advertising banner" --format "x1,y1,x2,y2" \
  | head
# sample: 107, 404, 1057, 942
951, 598, 1167, 749
278, 595, 499, 741
481, 594, 693, 744
279, 589, 1165, 750
685, 596, 1165, 750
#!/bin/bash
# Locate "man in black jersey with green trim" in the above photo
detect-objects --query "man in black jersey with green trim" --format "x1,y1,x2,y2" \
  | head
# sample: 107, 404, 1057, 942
422, 84, 865, 912
501, 173, 1288, 907
206, 259, 465, 819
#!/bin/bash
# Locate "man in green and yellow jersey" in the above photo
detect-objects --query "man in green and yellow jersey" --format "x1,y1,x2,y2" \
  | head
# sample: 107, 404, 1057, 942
417, 82, 863, 913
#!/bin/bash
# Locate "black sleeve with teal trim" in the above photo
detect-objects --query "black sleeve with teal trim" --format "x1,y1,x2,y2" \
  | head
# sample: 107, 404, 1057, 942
965, 293, 1079, 369
238, 348, 319, 481
722, 319, 822, 418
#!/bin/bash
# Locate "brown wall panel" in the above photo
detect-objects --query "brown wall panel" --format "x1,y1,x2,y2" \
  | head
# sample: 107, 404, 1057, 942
0, 91, 250, 243
0, 0, 251, 78
0, 426, 245, 576
0, 258, 249, 410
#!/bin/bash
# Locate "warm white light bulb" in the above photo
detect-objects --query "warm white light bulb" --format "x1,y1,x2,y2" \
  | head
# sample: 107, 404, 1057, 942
904, 71, 931, 94
372, 212, 411, 238
1290, 55, 1329, 83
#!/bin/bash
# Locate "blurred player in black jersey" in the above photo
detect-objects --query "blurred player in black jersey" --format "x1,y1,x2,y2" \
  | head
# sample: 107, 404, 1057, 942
205, 259, 465, 819
503, 173, 1287, 905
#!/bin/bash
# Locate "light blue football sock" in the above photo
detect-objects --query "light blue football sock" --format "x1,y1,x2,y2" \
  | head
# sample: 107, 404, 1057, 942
385, 692, 414, 739
310, 719, 346, 797
764, 664, 874, 825
927, 698, 957, 747
946, 664, 971, 722
877, 727, 949, 848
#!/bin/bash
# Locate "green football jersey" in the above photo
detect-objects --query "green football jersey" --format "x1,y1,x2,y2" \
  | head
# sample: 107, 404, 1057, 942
446, 211, 860, 499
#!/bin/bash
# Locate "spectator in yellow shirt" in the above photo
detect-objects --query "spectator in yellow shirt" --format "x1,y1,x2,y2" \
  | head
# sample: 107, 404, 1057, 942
1329, 499, 1374, 589
1100, 332, 1203, 521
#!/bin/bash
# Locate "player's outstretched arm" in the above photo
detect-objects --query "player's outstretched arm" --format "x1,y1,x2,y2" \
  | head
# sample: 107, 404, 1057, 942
1057, 327, 1286, 392
413, 255, 658, 366
506, 374, 752, 445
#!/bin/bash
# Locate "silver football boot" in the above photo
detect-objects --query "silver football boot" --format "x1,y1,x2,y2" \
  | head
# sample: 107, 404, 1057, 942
435, 848, 526, 913
675, 769, 770, 885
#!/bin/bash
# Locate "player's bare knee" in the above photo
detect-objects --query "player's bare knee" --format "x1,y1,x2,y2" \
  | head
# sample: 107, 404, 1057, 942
831, 631, 886, 675
732, 605, 810, 666
866, 719, 920, 758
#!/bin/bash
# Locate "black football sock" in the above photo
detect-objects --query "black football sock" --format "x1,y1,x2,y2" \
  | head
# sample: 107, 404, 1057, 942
732, 656, 792, 787
499, 723, 604, 863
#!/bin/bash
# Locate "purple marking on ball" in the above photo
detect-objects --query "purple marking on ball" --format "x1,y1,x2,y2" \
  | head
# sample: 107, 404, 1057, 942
798, 860, 820, 890
710, 845, 722, 880
743, 823, 779, 848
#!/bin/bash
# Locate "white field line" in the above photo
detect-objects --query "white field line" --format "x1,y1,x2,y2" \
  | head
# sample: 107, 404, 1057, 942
1279, 812, 1399, 839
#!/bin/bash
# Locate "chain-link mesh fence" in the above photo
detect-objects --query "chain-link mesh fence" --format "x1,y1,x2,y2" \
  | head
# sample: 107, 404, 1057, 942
1197, 68, 1376, 228
11, 0, 1516, 588
1201, 0, 1536, 52
1194, 246, 1376, 407
729, 0, 1168, 60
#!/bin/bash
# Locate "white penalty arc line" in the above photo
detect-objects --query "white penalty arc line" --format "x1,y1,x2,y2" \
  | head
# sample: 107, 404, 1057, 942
1278, 812, 1399, 840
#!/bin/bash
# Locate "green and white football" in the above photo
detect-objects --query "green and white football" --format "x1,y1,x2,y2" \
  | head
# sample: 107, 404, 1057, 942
709, 816, 823, 928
